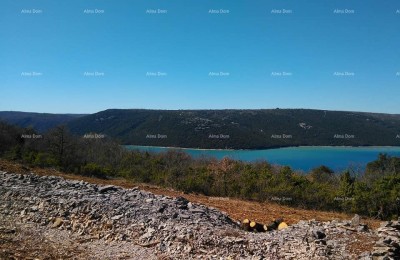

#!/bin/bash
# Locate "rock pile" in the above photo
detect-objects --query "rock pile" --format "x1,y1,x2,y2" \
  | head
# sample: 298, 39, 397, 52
371, 220, 400, 259
0, 171, 387, 259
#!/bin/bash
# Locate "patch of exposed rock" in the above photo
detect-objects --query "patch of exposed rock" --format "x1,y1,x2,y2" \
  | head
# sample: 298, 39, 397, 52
370, 220, 400, 259
0, 171, 388, 259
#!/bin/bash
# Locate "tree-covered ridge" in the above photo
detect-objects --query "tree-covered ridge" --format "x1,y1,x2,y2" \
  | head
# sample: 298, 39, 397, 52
0, 111, 86, 133
1, 121, 400, 220
66, 109, 400, 148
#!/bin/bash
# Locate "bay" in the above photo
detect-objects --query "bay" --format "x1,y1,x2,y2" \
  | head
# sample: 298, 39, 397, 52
125, 145, 400, 172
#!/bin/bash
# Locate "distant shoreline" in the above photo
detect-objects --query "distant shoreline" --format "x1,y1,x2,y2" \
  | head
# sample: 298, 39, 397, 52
124, 145, 400, 152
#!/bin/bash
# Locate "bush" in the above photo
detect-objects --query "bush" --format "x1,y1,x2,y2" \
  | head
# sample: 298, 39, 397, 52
33, 152, 57, 167
81, 163, 109, 179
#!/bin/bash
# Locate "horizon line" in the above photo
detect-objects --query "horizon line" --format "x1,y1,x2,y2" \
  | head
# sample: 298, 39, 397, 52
1, 108, 400, 116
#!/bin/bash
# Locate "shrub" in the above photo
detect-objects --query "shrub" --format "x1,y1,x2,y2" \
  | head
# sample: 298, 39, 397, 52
81, 163, 109, 179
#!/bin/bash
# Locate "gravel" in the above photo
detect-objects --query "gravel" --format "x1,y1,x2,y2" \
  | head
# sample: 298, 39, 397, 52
0, 171, 394, 259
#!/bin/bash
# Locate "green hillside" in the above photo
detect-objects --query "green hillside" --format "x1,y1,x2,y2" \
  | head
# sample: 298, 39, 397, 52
0, 111, 86, 133
66, 109, 400, 149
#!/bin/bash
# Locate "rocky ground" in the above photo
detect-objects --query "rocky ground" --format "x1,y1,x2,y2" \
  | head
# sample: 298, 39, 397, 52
0, 171, 399, 259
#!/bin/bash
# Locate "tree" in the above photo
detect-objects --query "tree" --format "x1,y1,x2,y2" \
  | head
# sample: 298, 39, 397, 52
338, 171, 355, 212
208, 157, 235, 196
0, 121, 23, 157
365, 154, 400, 183
309, 165, 335, 184
46, 125, 74, 167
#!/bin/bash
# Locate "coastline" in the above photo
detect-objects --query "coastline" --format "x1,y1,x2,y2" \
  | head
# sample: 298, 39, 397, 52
124, 144, 400, 152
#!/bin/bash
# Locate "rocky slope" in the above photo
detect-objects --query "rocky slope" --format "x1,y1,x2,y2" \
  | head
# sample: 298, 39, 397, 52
0, 171, 398, 259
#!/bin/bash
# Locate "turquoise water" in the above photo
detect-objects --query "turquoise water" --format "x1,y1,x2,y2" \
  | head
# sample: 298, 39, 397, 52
125, 145, 400, 172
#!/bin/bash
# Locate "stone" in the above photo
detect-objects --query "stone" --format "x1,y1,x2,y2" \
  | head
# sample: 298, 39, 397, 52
98, 185, 118, 193
52, 217, 63, 228
326, 240, 338, 247
380, 221, 392, 228
140, 228, 156, 240
180, 214, 190, 219
357, 224, 368, 232
372, 247, 391, 256
111, 214, 124, 220
313, 230, 326, 239
351, 214, 361, 227
38, 201, 45, 210
175, 196, 189, 205
189, 208, 205, 214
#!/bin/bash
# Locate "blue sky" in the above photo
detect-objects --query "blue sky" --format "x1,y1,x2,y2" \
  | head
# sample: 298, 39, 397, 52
1, 0, 399, 114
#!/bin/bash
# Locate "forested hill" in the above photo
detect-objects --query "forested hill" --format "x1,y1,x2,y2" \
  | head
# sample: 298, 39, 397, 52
66, 109, 400, 149
0, 111, 86, 133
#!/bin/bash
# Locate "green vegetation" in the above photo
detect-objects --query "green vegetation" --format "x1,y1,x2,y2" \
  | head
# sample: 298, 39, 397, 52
0, 111, 85, 133
65, 109, 400, 149
1, 121, 400, 220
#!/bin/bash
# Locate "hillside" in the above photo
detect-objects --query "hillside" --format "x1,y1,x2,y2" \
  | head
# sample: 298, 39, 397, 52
66, 109, 400, 149
0, 111, 86, 133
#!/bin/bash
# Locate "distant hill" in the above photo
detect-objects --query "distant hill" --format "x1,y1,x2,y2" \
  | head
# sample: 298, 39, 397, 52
0, 111, 86, 133
66, 109, 400, 149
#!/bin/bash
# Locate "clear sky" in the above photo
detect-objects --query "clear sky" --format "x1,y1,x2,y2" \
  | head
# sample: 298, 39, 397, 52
1, 0, 399, 114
